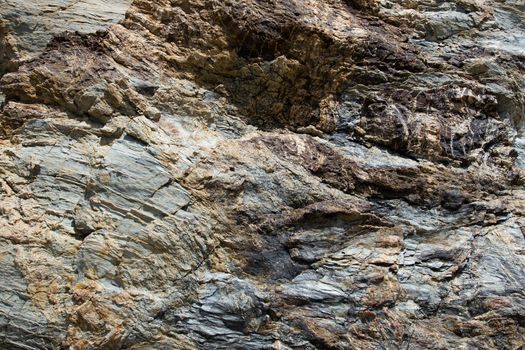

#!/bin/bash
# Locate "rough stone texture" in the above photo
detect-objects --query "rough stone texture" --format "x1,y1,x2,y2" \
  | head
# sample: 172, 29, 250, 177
0, 0, 131, 72
1, 0, 525, 349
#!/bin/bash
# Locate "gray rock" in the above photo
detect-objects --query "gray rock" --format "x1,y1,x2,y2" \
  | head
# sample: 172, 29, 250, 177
1, 0, 525, 349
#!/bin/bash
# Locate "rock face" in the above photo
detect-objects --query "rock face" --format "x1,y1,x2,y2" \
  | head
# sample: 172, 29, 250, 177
1, 0, 525, 349
0, 0, 131, 73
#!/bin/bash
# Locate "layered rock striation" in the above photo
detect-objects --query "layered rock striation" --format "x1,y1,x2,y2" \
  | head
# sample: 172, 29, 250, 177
1, 0, 525, 349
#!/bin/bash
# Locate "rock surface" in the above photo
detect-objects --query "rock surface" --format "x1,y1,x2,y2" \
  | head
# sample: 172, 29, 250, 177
1, 0, 525, 349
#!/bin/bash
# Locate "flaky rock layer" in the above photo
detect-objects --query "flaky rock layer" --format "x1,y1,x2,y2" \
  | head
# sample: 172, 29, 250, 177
1, 0, 525, 349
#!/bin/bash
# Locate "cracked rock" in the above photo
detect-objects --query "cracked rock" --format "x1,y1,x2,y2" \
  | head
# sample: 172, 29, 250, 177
1, 0, 525, 349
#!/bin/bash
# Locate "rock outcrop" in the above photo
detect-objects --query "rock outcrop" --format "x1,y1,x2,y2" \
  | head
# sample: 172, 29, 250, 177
1, 0, 525, 349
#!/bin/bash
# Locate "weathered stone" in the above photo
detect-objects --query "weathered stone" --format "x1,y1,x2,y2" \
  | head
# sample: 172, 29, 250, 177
1, 0, 525, 349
